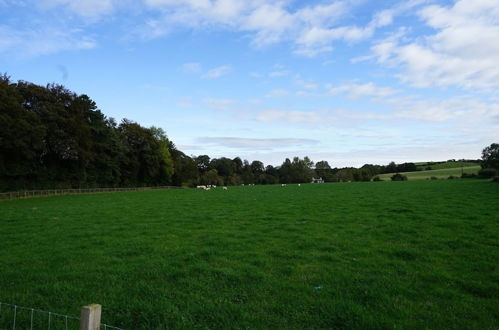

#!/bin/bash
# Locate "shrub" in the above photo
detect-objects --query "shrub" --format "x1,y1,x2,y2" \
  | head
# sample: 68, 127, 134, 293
478, 168, 499, 178
492, 176, 499, 183
372, 176, 383, 181
448, 175, 459, 180
391, 173, 408, 181
461, 173, 477, 179
430, 176, 439, 180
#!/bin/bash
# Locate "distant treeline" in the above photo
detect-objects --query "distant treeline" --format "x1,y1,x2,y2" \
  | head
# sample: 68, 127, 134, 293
0, 76, 483, 191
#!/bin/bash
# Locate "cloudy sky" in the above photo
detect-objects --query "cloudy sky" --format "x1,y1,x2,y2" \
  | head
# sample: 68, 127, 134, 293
1, 0, 498, 167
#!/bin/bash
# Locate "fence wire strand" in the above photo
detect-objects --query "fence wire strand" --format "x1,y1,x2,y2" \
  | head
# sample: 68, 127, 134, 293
0, 302, 123, 330
0, 185, 182, 201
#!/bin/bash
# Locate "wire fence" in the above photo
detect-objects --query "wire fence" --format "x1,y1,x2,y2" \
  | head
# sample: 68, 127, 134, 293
0, 302, 123, 330
0, 186, 182, 201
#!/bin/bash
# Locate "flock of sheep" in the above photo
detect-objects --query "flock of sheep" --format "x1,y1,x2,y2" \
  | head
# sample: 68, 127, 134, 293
196, 183, 301, 190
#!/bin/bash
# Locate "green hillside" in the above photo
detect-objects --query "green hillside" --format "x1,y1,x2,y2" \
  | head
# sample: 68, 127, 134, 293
378, 166, 481, 181
415, 161, 480, 170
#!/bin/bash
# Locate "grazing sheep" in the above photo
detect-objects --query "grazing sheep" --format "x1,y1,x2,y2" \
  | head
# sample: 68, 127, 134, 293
298, 184, 301, 187
197, 185, 206, 189
223, 186, 228, 190
281, 184, 287, 187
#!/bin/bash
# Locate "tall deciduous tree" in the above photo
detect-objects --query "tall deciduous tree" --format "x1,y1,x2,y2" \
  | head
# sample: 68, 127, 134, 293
481, 143, 499, 170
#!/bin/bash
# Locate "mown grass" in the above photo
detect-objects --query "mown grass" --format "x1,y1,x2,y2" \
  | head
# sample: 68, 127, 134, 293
0, 180, 498, 329
378, 166, 481, 181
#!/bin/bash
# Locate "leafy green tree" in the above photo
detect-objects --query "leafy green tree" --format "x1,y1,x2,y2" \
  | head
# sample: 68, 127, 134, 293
384, 161, 397, 173
264, 165, 279, 184
241, 160, 254, 184
391, 173, 408, 181
150, 126, 175, 184
196, 155, 210, 174
201, 169, 221, 185
315, 160, 336, 182
335, 168, 357, 182
0, 75, 45, 190
251, 160, 264, 175
118, 120, 172, 186
481, 143, 499, 170
290, 156, 315, 183
169, 143, 199, 186
211, 157, 234, 178
278, 158, 292, 183
232, 157, 243, 174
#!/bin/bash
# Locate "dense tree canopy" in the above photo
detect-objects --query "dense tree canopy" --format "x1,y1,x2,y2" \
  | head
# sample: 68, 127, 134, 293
481, 143, 499, 170
0, 76, 174, 191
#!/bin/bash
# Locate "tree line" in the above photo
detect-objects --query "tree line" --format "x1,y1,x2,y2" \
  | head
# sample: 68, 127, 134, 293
1, 76, 496, 191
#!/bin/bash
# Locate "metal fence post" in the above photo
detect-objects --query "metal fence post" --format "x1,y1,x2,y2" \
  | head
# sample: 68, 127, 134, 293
80, 304, 101, 330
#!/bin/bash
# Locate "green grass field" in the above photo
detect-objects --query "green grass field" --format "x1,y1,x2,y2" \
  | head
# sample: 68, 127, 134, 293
1, 180, 498, 329
415, 161, 480, 170
378, 166, 481, 181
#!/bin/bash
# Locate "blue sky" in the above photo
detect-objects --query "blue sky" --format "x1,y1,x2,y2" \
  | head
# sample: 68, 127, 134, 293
1, 0, 498, 167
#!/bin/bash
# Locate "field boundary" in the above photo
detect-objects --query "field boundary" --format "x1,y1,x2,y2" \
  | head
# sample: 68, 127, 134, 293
0, 301, 122, 330
0, 185, 182, 201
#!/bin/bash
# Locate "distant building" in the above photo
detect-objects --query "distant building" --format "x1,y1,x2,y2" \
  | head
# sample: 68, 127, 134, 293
311, 177, 324, 183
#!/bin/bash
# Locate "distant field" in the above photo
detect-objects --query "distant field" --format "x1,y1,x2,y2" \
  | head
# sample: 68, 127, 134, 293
378, 166, 481, 181
1, 181, 498, 329
415, 161, 480, 170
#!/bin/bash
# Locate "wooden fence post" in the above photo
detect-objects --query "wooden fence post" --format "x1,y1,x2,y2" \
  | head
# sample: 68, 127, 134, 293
80, 304, 101, 330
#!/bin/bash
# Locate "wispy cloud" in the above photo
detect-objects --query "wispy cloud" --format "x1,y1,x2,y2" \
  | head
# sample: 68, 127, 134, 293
181, 62, 202, 73
203, 98, 235, 111
268, 70, 289, 78
326, 82, 399, 99
265, 89, 289, 98
0, 25, 96, 56
197, 136, 319, 150
294, 76, 318, 90
39, 0, 119, 20
256, 109, 332, 125
202, 65, 232, 79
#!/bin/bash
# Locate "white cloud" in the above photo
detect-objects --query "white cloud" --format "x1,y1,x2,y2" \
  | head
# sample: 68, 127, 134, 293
201, 65, 232, 79
203, 97, 235, 110
265, 89, 289, 98
268, 70, 289, 78
249, 79, 499, 129
0, 25, 96, 56
181, 62, 202, 73
327, 82, 399, 99
256, 109, 332, 125
388, 96, 499, 123
294, 77, 318, 90
372, 0, 499, 90
140, 0, 423, 57
250, 72, 263, 78
197, 136, 319, 150
40, 0, 118, 20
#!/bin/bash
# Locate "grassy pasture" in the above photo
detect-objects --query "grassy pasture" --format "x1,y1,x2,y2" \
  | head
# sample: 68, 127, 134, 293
0, 180, 498, 329
415, 161, 480, 170
378, 166, 481, 181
